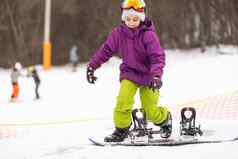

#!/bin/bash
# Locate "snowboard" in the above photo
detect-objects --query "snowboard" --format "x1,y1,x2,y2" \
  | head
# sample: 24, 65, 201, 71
89, 107, 238, 146
89, 136, 238, 147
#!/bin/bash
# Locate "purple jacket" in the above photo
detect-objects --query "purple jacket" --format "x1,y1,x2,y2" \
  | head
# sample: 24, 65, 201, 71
89, 18, 165, 86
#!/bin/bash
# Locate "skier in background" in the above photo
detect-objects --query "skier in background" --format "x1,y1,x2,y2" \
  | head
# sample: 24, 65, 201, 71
86, 0, 172, 142
10, 62, 22, 102
69, 45, 79, 72
27, 66, 41, 99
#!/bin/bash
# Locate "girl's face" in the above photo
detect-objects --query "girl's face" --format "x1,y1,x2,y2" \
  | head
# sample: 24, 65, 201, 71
124, 14, 141, 29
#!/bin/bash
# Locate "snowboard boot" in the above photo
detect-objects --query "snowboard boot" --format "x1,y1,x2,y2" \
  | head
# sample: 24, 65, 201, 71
104, 127, 129, 142
155, 112, 172, 138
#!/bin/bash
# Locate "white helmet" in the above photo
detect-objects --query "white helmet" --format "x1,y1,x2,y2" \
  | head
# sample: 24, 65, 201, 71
15, 62, 22, 70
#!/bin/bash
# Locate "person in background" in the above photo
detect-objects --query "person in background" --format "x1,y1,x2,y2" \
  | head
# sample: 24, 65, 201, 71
27, 66, 41, 99
69, 45, 79, 72
10, 62, 22, 102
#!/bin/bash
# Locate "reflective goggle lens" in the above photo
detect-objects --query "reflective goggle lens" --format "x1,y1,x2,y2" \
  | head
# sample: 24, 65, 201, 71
122, 0, 145, 12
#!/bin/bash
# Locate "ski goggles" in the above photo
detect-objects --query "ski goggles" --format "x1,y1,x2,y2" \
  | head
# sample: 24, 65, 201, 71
121, 0, 145, 12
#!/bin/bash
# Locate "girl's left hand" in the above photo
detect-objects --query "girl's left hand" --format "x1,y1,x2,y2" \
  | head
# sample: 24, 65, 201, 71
149, 76, 162, 92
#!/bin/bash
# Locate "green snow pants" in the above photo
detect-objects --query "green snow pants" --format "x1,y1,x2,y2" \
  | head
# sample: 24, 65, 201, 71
114, 79, 169, 128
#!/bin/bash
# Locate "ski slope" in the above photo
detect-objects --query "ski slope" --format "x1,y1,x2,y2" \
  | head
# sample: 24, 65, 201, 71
0, 46, 238, 159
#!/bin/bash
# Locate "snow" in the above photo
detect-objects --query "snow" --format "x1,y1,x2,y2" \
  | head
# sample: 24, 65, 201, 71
0, 46, 238, 159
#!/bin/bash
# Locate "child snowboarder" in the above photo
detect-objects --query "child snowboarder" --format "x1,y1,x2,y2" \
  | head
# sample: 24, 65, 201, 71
87, 0, 172, 142
10, 62, 22, 102
27, 66, 41, 99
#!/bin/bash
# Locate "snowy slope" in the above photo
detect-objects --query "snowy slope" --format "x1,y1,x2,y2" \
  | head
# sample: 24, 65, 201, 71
0, 46, 238, 159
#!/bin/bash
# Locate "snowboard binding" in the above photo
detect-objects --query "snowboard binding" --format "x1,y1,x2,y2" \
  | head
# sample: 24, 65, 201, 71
129, 108, 154, 143
130, 108, 172, 143
180, 107, 203, 136
131, 109, 152, 137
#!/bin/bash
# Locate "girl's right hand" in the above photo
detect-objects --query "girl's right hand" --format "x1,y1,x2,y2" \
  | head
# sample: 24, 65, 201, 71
86, 66, 97, 84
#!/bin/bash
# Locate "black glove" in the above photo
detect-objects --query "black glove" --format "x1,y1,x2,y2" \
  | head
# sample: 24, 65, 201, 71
87, 66, 97, 84
149, 76, 162, 92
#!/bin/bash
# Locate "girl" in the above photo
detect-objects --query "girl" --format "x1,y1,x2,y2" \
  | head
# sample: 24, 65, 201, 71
87, 0, 172, 142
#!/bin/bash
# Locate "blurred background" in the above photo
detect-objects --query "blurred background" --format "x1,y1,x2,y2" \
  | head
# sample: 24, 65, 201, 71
0, 0, 238, 68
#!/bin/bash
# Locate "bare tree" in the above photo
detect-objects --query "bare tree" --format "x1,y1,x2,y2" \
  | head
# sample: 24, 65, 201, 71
2, 0, 43, 66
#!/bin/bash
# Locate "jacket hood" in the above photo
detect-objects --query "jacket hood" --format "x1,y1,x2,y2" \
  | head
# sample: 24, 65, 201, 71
141, 17, 156, 32
119, 17, 156, 39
